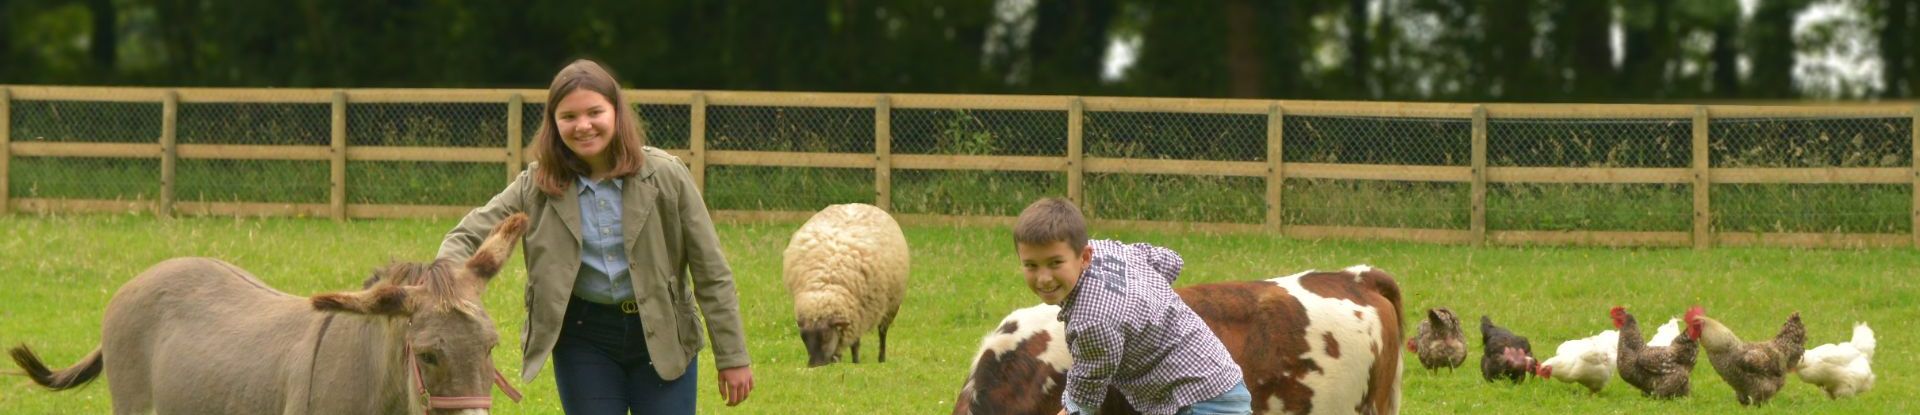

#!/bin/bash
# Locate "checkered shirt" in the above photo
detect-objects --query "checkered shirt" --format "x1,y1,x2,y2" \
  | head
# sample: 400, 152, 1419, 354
1058, 239, 1242, 415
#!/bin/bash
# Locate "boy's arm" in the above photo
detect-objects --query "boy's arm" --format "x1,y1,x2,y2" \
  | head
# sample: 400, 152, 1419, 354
1063, 317, 1125, 413
1130, 242, 1184, 284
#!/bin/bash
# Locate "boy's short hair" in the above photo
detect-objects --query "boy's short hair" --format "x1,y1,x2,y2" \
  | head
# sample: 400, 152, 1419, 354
1014, 197, 1089, 252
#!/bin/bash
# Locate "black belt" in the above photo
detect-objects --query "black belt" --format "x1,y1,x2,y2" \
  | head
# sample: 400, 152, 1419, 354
572, 297, 640, 315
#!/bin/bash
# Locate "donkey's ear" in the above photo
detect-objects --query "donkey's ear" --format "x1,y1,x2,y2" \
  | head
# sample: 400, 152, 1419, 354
466, 213, 529, 280
312, 285, 415, 316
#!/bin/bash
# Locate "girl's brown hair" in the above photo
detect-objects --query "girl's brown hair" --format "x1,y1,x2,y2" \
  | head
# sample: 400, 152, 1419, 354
531, 59, 647, 196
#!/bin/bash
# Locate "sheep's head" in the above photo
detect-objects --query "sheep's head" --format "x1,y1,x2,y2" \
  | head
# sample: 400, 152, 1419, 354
799, 315, 851, 367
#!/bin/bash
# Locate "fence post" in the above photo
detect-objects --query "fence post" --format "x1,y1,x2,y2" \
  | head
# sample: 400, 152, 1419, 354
330, 91, 348, 221
1911, 106, 1918, 249
1692, 106, 1711, 250
1266, 103, 1285, 235
690, 92, 708, 192
875, 95, 892, 211
1471, 105, 1488, 247
159, 90, 178, 218
1067, 97, 1085, 213
508, 93, 524, 182
1, 87, 10, 215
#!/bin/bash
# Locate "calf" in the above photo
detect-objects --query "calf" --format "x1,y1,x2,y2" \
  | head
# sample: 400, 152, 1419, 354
953, 265, 1404, 415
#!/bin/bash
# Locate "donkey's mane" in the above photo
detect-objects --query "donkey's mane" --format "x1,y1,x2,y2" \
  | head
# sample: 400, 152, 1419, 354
374, 258, 478, 314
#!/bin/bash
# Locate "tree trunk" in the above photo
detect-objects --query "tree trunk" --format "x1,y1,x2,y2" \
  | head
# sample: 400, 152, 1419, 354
1346, 0, 1372, 97
1711, 19, 1740, 96
89, 0, 117, 77
1486, 0, 1537, 99
1031, 0, 1116, 93
1556, 0, 1616, 99
1225, 0, 1263, 97
1622, 0, 1675, 98
1749, 0, 1806, 98
1882, 0, 1913, 98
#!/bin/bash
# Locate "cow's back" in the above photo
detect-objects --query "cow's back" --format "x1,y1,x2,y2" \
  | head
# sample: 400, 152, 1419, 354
101, 257, 318, 414
1181, 266, 1402, 415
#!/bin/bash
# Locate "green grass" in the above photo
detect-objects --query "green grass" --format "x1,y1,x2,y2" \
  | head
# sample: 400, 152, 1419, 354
0, 214, 1915, 414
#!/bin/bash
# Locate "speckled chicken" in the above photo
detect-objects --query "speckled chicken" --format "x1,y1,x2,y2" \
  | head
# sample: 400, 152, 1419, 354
1613, 306, 1700, 399
1407, 307, 1467, 371
1692, 307, 1806, 406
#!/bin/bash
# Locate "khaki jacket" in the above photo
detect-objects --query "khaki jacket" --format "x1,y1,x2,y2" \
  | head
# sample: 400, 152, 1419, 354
437, 147, 750, 382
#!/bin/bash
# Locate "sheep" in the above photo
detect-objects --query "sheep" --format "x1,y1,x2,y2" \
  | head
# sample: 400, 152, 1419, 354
783, 203, 910, 367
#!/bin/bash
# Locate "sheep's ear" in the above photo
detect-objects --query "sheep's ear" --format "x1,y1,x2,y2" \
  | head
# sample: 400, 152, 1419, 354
312, 285, 417, 316
831, 317, 851, 330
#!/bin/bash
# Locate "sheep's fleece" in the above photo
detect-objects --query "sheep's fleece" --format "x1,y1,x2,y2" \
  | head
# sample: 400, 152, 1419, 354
783, 203, 910, 364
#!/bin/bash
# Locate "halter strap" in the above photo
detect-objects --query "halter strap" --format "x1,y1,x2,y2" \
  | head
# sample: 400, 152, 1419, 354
405, 336, 522, 414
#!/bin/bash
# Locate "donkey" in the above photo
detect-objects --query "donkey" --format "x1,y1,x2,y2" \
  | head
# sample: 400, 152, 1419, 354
9, 213, 533, 415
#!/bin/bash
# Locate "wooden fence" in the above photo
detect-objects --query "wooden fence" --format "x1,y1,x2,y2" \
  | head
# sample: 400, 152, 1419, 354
3, 86, 1916, 249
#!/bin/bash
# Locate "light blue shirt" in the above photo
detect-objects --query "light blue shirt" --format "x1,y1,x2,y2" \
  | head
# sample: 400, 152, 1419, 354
572, 176, 634, 305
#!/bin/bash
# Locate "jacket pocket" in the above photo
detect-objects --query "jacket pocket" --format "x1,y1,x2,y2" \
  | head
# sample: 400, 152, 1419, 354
676, 296, 703, 351
521, 283, 535, 355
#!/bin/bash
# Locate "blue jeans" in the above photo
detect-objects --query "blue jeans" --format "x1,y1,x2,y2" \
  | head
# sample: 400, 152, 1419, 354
1064, 382, 1253, 415
1177, 382, 1253, 415
552, 298, 698, 415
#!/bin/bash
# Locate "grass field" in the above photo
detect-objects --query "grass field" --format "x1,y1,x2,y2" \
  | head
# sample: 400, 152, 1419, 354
0, 213, 1914, 414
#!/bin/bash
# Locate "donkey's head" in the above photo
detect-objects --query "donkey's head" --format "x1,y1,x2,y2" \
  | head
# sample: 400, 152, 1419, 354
311, 213, 530, 414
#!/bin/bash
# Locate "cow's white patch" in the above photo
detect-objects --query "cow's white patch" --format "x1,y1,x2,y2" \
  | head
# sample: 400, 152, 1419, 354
1267, 271, 1383, 415
970, 304, 1072, 373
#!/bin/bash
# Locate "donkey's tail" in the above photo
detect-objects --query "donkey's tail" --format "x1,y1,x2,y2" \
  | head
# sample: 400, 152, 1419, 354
9, 344, 103, 391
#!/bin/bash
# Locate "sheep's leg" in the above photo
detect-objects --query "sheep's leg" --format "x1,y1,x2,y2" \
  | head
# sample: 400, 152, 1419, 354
878, 308, 898, 363
850, 338, 862, 363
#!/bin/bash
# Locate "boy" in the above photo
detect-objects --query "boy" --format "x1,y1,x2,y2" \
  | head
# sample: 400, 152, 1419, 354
1013, 198, 1251, 415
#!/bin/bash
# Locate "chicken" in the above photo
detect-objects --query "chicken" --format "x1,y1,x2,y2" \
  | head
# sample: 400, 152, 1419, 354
1407, 307, 1467, 371
1479, 315, 1536, 384
1535, 329, 1619, 393
1613, 306, 1700, 399
1795, 322, 1875, 399
1646, 318, 1682, 348
1692, 307, 1806, 406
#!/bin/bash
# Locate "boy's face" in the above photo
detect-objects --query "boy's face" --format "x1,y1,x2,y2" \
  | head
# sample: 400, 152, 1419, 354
1017, 241, 1092, 305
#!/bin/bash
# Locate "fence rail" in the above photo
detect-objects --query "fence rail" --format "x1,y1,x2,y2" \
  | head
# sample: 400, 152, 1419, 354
4, 85, 1916, 249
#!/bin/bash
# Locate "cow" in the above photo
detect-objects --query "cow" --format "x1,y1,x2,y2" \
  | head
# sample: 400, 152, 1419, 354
8, 214, 533, 415
953, 265, 1404, 415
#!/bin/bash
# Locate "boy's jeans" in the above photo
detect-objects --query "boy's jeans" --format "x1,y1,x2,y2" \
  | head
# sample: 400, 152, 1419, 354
1176, 382, 1253, 415
1064, 382, 1253, 415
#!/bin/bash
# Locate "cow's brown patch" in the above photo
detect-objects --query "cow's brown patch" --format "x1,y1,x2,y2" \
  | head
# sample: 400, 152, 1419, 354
961, 330, 1065, 415
1178, 281, 1319, 414
997, 321, 1020, 335
1323, 332, 1342, 358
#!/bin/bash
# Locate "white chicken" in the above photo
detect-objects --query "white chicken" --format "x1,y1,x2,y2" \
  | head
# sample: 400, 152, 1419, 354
1795, 322, 1875, 399
1646, 318, 1682, 347
1536, 329, 1620, 393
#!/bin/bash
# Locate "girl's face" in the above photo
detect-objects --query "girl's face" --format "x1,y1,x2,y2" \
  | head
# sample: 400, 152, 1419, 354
553, 89, 617, 169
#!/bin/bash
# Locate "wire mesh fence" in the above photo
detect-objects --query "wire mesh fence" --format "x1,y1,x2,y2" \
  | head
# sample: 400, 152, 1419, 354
1711, 117, 1913, 234
4, 88, 1918, 248
7, 100, 163, 201
1487, 118, 1695, 231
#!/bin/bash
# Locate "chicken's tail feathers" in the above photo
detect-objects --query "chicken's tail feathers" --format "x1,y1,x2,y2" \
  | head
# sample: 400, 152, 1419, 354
1851, 322, 1875, 359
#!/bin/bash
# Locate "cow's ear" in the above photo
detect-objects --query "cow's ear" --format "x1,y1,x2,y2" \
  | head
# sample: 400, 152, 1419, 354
312, 285, 416, 316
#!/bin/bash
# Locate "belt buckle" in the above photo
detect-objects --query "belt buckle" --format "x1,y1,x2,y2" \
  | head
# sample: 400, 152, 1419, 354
619, 300, 639, 314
